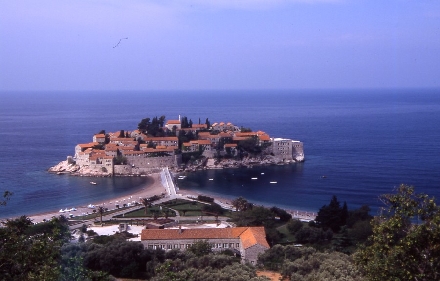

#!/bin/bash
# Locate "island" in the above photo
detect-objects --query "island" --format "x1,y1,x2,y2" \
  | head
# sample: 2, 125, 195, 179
49, 116, 304, 176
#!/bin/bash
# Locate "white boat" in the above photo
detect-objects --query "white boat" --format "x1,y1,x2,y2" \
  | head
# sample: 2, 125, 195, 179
208, 178, 214, 181
59, 209, 64, 213
251, 177, 258, 180
261, 173, 264, 175
270, 181, 277, 184
90, 181, 97, 185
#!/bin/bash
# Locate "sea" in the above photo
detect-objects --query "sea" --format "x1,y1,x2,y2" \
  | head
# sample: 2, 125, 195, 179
1, 89, 440, 219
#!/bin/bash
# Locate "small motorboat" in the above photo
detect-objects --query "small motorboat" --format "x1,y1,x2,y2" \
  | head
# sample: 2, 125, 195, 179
90, 181, 97, 185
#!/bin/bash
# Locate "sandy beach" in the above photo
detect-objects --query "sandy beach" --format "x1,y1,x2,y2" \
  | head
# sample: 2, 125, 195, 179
28, 173, 167, 223
25, 172, 316, 224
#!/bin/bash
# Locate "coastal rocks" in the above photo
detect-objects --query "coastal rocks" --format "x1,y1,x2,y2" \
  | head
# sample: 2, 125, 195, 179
76, 166, 112, 177
48, 160, 112, 177
184, 154, 302, 171
48, 160, 80, 174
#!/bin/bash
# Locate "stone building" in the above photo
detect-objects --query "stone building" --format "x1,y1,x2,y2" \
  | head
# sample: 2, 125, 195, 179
271, 138, 304, 162
140, 226, 270, 264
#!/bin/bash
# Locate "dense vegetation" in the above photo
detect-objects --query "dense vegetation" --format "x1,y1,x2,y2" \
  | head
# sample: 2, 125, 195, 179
2, 184, 439, 280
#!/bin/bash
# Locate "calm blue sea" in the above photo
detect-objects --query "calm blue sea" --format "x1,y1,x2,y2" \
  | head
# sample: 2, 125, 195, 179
1, 89, 439, 218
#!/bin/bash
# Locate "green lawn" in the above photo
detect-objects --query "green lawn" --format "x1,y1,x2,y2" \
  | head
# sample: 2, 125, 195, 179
117, 205, 176, 218
277, 223, 298, 244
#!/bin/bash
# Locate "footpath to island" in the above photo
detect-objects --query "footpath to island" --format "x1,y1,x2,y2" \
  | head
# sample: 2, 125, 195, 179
26, 169, 316, 224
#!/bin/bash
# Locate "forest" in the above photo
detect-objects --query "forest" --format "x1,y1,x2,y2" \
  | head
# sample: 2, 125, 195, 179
1, 184, 439, 281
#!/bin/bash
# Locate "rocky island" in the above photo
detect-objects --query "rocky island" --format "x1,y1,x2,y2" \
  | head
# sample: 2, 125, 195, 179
49, 116, 304, 176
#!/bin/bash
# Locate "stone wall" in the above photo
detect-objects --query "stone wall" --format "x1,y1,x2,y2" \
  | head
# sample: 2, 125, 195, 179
242, 244, 270, 265
292, 141, 304, 162
113, 155, 182, 175
126, 155, 180, 169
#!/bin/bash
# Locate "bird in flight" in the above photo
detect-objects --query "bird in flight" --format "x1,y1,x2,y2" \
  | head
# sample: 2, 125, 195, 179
113, 37, 128, 48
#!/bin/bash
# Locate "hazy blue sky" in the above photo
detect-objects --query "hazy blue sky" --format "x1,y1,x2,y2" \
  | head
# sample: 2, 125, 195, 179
1, 0, 439, 91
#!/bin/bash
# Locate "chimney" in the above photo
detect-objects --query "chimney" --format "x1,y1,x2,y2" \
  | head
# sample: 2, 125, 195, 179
179, 226, 182, 234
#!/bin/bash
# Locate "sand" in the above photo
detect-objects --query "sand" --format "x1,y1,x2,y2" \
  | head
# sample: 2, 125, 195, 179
23, 172, 316, 224
28, 173, 167, 223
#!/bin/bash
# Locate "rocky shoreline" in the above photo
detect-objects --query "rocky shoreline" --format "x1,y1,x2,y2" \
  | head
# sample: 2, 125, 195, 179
49, 155, 302, 177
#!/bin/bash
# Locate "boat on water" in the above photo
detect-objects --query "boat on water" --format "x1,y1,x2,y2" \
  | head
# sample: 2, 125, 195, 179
251, 177, 258, 180
208, 179, 214, 181
90, 181, 97, 185
270, 181, 277, 184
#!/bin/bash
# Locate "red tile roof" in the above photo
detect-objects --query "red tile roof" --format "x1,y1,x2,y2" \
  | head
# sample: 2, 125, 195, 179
192, 124, 208, 129
224, 143, 237, 148
141, 227, 269, 250
77, 142, 99, 148
197, 140, 212, 145
144, 137, 178, 141
234, 132, 258, 137
259, 134, 270, 141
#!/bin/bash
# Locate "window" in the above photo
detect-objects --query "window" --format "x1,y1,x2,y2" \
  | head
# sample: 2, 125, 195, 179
236, 243, 240, 248
223, 243, 228, 248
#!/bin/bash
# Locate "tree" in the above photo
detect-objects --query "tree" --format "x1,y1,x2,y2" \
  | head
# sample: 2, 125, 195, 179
114, 155, 127, 165
187, 240, 212, 257
138, 117, 151, 133
97, 206, 105, 224
270, 206, 292, 222
0, 215, 71, 280
355, 184, 440, 281
140, 198, 150, 215
205, 118, 210, 129
231, 197, 250, 212
347, 205, 372, 227
1, 190, 13, 206
286, 219, 303, 234
315, 195, 346, 232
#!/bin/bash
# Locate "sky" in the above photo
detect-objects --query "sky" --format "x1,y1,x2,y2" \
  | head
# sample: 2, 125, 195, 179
1, 0, 439, 91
